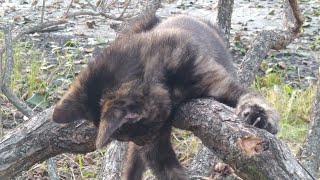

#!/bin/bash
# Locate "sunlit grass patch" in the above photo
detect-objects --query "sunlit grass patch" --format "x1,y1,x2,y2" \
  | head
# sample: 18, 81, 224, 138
254, 67, 316, 144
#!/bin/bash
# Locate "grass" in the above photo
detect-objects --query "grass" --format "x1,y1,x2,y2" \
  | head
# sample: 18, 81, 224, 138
7, 39, 79, 110
254, 64, 316, 147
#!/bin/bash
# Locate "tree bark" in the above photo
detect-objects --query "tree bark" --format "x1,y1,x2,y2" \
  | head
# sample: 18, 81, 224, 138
98, 141, 128, 180
188, 144, 217, 179
216, 0, 234, 45
298, 80, 320, 177
0, 108, 96, 179
0, 100, 316, 179
173, 98, 315, 180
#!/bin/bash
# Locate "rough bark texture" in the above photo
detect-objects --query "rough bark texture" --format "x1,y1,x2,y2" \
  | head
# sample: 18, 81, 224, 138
216, 0, 234, 45
0, 100, 316, 179
99, 141, 128, 180
188, 144, 217, 179
298, 81, 320, 177
173, 98, 315, 180
0, 108, 96, 179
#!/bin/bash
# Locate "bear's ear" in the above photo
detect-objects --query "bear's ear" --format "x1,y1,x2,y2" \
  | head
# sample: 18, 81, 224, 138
52, 100, 85, 123
95, 108, 142, 149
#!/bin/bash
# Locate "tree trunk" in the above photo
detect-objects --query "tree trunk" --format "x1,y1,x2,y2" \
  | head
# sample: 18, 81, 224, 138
216, 0, 234, 45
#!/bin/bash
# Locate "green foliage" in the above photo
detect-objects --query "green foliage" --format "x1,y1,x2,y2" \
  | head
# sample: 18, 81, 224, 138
233, 41, 247, 56
254, 67, 316, 143
8, 39, 80, 110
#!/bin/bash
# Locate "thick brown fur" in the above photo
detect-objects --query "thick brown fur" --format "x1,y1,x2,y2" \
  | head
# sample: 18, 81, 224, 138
53, 14, 279, 180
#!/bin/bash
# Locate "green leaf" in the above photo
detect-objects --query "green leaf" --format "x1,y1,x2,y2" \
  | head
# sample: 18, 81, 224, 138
313, 9, 320, 16
64, 39, 78, 47
268, 10, 275, 15
26, 93, 49, 109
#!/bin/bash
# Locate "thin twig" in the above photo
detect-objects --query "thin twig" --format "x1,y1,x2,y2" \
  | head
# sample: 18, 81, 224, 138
117, 0, 131, 20
0, 50, 2, 91
65, 0, 74, 16
84, 0, 96, 11
13, 20, 67, 42
41, 0, 45, 24
0, 107, 2, 137
0, 20, 67, 58
2, 25, 33, 118
65, 10, 133, 20
104, 0, 117, 10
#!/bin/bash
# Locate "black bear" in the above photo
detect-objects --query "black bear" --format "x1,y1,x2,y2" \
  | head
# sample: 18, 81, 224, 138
53, 15, 278, 180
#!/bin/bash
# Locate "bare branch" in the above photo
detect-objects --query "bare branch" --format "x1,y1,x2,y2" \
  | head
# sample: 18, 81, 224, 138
188, 145, 217, 179
1, 25, 34, 118
65, 0, 74, 16
0, 99, 315, 179
117, 0, 131, 20
0, 108, 96, 179
238, 0, 304, 86
65, 10, 132, 20
173, 98, 315, 180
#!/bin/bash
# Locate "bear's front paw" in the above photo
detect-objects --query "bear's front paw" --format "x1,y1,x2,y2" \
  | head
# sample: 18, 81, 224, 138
236, 99, 279, 134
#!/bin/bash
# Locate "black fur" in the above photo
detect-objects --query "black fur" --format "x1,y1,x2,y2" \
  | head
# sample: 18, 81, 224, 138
53, 14, 279, 179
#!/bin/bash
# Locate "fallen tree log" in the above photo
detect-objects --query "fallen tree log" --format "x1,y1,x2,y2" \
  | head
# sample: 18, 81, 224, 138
0, 109, 96, 179
0, 98, 315, 179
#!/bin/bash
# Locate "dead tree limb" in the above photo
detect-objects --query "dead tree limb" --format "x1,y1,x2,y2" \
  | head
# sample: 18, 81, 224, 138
238, 0, 304, 86
1, 25, 34, 118
188, 144, 217, 179
65, 10, 133, 20
0, 20, 67, 60
0, 108, 96, 179
298, 79, 320, 177
12, 20, 67, 43
0, 99, 315, 179
173, 98, 315, 180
